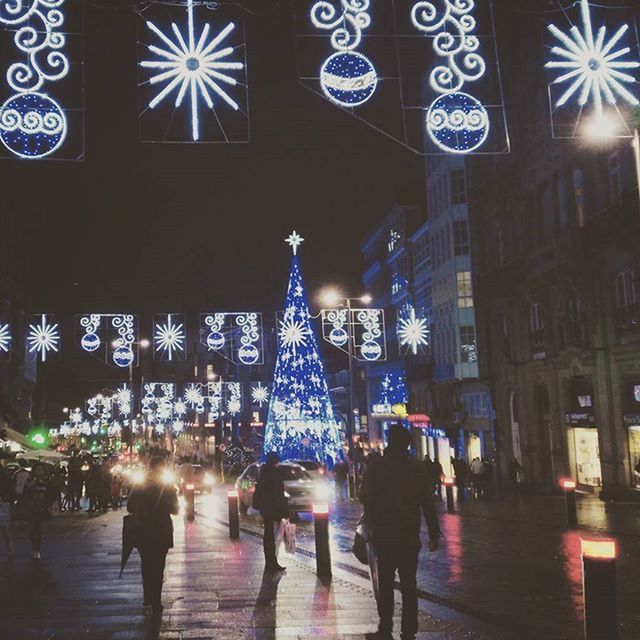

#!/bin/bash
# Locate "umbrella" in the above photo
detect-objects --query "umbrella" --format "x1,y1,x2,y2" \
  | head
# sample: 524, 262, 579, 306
119, 514, 139, 577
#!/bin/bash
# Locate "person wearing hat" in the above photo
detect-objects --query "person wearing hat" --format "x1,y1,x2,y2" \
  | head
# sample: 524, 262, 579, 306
361, 424, 441, 640
252, 451, 288, 572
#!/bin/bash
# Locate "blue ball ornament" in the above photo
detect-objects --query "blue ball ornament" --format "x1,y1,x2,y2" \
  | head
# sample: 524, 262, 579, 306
320, 51, 377, 108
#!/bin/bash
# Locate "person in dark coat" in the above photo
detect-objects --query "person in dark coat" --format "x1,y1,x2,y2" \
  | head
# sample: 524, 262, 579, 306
252, 451, 288, 573
361, 425, 441, 640
24, 464, 56, 560
127, 457, 179, 616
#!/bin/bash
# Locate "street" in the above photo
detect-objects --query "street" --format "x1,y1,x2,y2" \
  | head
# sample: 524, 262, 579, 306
1, 488, 638, 640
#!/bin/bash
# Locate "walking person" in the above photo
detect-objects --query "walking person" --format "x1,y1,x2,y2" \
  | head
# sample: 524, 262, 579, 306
0, 464, 14, 556
361, 425, 440, 640
451, 456, 468, 501
252, 452, 288, 573
24, 464, 56, 560
127, 457, 179, 617
86, 463, 101, 513
333, 460, 348, 503
470, 457, 485, 499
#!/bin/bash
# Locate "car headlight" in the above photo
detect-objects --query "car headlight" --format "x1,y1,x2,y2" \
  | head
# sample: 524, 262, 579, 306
161, 469, 176, 485
131, 469, 145, 485
204, 474, 214, 486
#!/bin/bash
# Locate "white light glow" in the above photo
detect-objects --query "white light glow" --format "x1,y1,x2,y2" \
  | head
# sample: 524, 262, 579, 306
251, 382, 269, 407
140, 0, 244, 142
27, 314, 60, 362
546, 0, 640, 116
0, 322, 11, 353
397, 307, 429, 355
154, 314, 185, 361
286, 230, 304, 255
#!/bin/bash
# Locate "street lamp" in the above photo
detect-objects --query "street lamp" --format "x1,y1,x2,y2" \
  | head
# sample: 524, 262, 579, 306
318, 287, 372, 499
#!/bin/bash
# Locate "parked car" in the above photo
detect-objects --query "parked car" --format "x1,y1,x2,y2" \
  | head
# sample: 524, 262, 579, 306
235, 462, 316, 517
285, 460, 327, 481
178, 464, 214, 494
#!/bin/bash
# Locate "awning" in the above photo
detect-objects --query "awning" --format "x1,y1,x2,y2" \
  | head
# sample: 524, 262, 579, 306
0, 426, 31, 452
16, 449, 65, 463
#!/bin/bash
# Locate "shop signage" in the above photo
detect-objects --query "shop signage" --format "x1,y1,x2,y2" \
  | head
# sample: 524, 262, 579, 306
565, 413, 597, 426
392, 404, 408, 418
623, 414, 640, 427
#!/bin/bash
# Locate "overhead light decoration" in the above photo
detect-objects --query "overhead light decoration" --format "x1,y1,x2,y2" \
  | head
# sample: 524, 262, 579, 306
310, 0, 377, 108
27, 314, 60, 362
397, 307, 429, 355
79, 314, 102, 353
111, 315, 136, 368
0, 322, 11, 354
140, 0, 244, 142
545, 0, 639, 117
154, 313, 186, 361
412, 0, 489, 153
0, 0, 70, 159
251, 382, 269, 408
184, 383, 205, 414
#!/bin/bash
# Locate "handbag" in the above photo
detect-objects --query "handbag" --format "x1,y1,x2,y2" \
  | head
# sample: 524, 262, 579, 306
274, 518, 287, 558
284, 521, 296, 554
352, 514, 372, 564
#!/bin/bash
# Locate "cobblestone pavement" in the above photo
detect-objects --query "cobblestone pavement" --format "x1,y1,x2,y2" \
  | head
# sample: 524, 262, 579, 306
0, 494, 512, 640
199, 488, 640, 640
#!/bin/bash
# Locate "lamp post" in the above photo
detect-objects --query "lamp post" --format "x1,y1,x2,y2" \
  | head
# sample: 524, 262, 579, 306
319, 288, 372, 500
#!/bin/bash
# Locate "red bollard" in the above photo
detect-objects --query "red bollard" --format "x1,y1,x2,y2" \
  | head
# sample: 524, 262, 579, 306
582, 539, 618, 640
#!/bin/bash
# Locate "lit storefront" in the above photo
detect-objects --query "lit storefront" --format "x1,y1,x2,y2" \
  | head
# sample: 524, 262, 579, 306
622, 380, 640, 489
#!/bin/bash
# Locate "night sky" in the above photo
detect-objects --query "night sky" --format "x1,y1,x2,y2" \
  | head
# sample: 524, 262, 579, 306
0, 0, 425, 417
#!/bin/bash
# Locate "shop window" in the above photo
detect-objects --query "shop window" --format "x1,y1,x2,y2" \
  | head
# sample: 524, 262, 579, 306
615, 269, 639, 333
453, 219, 470, 256
530, 303, 544, 353
629, 426, 640, 487
457, 271, 473, 308
573, 428, 602, 487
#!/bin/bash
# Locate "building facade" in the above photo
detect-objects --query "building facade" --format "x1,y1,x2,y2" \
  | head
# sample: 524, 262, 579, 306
468, 9, 640, 498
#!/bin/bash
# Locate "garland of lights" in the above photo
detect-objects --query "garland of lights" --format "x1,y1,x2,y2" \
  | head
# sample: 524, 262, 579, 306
412, 0, 490, 153
310, 0, 377, 108
139, 0, 244, 142
0, 0, 69, 159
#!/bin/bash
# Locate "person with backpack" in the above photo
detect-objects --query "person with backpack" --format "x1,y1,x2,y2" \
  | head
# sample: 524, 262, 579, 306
0, 464, 14, 556
361, 425, 440, 640
252, 452, 288, 573
127, 457, 179, 617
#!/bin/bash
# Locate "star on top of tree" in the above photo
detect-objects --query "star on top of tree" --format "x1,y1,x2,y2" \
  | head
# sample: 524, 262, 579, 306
286, 230, 304, 255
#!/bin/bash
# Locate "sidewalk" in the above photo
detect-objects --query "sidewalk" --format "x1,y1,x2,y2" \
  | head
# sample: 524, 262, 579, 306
0, 501, 511, 640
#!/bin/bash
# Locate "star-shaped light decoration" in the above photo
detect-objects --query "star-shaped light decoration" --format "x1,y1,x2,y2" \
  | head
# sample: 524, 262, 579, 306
397, 307, 429, 356
286, 230, 304, 255
0, 322, 10, 354
546, 0, 640, 117
251, 382, 269, 407
140, 0, 244, 141
279, 316, 311, 353
154, 314, 185, 361
27, 315, 60, 362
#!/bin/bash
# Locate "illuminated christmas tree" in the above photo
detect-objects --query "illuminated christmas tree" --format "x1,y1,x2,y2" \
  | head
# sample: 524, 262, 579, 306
263, 232, 342, 464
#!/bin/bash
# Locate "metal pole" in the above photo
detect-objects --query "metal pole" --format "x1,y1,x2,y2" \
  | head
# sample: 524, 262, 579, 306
314, 503, 332, 578
346, 298, 357, 500
582, 539, 618, 640
228, 490, 240, 539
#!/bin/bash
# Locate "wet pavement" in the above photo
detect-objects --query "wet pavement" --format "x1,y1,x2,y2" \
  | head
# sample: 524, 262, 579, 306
0, 493, 513, 640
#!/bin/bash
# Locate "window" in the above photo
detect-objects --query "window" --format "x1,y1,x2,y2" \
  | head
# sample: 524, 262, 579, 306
460, 325, 477, 363
457, 271, 473, 308
573, 168, 586, 227
616, 270, 637, 308
454, 220, 470, 256
450, 169, 467, 205
530, 303, 544, 351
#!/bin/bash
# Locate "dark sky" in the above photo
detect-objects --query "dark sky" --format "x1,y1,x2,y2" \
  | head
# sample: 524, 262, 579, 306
1, 0, 425, 416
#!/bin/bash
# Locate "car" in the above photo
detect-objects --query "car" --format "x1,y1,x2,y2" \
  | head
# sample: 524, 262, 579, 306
235, 462, 317, 517
178, 464, 215, 494
285, 460, 327, 481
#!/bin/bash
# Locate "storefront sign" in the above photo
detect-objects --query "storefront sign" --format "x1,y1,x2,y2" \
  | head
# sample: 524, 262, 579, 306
565, 413, 597, 426
623, 414, 640, 427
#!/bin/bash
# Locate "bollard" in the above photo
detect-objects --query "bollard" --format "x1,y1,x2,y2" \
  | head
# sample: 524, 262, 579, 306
562, 479, 578, 528
185, 482, 195, 521
582, 539, 618, 640
313, 503, 332, 578
228, 490, 240, 540
444, 477, 455, 514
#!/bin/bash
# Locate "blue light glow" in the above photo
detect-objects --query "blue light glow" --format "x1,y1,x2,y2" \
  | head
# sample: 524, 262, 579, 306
0, 0, 70, 159
412, 0, 490, 153
27, 314, 60, 362
545, 0, 639, 116
140, 0, 244, 142
263, 236, 342, 464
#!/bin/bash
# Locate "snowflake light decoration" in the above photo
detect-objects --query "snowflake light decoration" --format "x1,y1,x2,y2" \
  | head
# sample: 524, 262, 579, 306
0, 322, 11, 354
154, 314, 185, 361
546, 0, 640, 117
251, 382, 269, 407
140, 0, 244, 142
27, 314, 60, 362
397, 308, 429, 356
184, 383, 205, 413
279, 315, 310, 354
